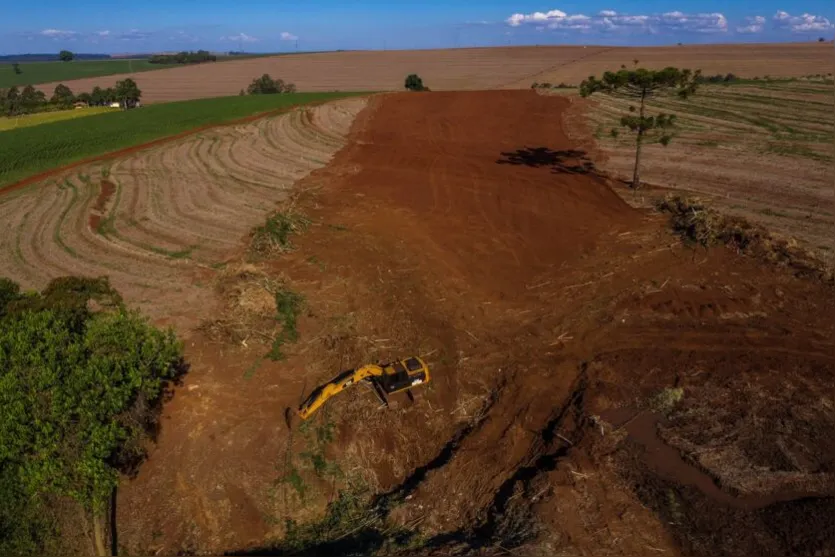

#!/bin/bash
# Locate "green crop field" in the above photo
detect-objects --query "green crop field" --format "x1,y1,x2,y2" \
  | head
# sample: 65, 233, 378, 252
0, 106, 118, 131
0, 59, 159, 88
0, 54, 282, 89
0, 91, 366, 188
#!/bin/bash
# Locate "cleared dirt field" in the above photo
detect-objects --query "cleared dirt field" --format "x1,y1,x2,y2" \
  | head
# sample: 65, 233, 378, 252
0, 97, 366, 330
2, 91, 817, 555
37, 42, 833, 103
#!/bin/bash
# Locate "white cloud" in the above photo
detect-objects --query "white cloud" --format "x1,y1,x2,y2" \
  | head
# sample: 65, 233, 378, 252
280, 32, 298, 41
39, 29, 79, 39
736, 15, 765, 33
773, 11, 833, 32
222, 32, 259, 43
506, 8, 728, 33
96, 30, 111, 37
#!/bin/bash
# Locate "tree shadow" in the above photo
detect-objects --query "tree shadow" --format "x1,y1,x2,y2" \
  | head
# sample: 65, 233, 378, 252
497, 147, 596, 175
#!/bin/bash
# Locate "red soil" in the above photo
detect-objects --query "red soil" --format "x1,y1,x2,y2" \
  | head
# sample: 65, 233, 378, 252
113, 90, 835, 556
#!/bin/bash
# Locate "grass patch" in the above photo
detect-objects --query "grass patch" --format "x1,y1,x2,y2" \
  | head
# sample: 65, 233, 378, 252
149, 245, 197, 259
695, 140, 719, 148
656, 195, 833, 284
0, 91, 368, 189
759, 208, 790, 218
250, 211, 310, 258
0, 54, 287, 88
267, 287, 304, 361
0, 107, 118, 132
261, 485, 425, 556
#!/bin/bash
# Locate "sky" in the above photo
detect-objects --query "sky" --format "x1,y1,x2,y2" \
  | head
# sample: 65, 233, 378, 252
1, 1, 833, 54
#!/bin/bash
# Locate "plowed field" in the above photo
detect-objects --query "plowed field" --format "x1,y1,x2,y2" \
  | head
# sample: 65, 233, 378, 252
0, 97, 367, 329
37, 42, 832, 103
25, 90, 821, 556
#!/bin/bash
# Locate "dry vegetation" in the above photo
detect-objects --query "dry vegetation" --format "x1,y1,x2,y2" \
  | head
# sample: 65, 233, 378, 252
567, 76, 835, 262
38, 42, 832, 103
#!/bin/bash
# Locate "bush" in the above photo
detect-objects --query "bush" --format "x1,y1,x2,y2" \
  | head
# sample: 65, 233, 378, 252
0, 276, 185, 553
404, 74, 427, 92
655, 195, 833, 283
247, 74, 296, 95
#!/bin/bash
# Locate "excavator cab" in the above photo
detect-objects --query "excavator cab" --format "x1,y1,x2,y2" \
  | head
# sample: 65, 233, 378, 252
296, 356, 431, 420
376, 357, 430, 395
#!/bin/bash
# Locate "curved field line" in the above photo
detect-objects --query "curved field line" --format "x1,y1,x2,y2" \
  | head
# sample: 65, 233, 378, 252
0, 98, 368, 326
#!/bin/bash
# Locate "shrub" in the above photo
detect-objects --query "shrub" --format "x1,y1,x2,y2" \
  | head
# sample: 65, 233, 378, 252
0, 276, 184, 554
247, 74, 296, 95
405, 74, 427, 92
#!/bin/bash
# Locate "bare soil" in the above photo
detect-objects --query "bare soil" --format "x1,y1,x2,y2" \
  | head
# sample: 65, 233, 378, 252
38, 43, 833, 103
106, 91, 833, 556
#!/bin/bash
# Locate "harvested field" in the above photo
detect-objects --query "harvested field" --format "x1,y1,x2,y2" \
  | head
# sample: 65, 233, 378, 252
0, 97, 367, 330
38, 42, 832, 103
45, 90, 830, 556
568, 77, 835, 261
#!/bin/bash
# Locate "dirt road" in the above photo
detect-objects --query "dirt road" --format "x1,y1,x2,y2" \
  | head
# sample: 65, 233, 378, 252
113, 90, 835, 556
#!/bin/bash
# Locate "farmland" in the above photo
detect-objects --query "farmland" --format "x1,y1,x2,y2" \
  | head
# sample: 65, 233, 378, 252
0, 91, 365, 188
0, 106, 117, 131
573, 77, 835, 257
0, 53, 282, 88
0, 58, 157, 88
0, 42, 834, 557
35, 42, 832, 103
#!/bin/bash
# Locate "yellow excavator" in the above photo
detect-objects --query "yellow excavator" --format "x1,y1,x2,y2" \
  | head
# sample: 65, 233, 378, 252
297, 356, 431, 420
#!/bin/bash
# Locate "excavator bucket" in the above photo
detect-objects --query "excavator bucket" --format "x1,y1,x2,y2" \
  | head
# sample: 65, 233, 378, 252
297, 357, 430, 420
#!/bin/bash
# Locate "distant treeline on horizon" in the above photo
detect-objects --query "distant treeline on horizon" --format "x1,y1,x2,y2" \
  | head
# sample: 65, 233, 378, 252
0, 51, 278, 63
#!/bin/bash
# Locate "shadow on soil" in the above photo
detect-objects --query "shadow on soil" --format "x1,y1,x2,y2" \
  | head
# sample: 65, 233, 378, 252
496, 147, 596, 175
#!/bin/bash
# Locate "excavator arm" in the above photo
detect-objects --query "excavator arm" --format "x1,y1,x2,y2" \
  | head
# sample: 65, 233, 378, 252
297, 357, 430, 420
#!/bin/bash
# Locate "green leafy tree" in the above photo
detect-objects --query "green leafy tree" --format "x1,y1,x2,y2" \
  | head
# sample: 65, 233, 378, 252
59, 50, 74, 62
12, 63, 22, 75
114, 78, 141, 109
20, 84, 47, 113
1, 86, 22, 116
50, 83, 75, 109
246, 73, 294, 95
405, 73, 427, 91
0, 276, 185, 555
580, 65, 700, 188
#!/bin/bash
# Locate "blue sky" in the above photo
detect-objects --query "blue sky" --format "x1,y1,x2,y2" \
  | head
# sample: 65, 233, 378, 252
1, 1, 833, 54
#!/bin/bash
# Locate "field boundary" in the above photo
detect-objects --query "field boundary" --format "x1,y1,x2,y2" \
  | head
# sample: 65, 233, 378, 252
0, 95, 370, 200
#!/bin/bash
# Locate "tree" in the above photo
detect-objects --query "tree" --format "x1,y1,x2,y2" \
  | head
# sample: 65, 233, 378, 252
12, 63, 22, 75
819, 37, 826, 42
114, 78, 142, 109
1, 86, 22, 116
246, 74, 295, 95
59, 50, 74, 62
580, 66, 700, 188
50, 83, 75, 109
20, 84, 47, 112
0, 276, 184, 556
75, 91, 92, 106
405, 73, 427, 91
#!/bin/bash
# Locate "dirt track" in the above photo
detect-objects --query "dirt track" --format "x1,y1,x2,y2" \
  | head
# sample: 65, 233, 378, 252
100, 91, 835, 555
38, 42, 832, 103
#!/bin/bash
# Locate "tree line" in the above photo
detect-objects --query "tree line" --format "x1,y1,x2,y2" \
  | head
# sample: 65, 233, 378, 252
0, 79, 142, 117
149, 50, 217, 65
